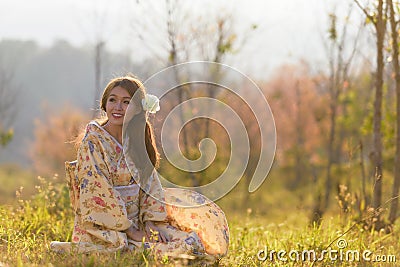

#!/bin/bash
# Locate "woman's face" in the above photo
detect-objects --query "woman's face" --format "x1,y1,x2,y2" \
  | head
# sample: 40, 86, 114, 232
105, 86, 131, 127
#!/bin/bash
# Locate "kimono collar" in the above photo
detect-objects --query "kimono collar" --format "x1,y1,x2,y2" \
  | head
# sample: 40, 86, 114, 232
88, 120, 123, 149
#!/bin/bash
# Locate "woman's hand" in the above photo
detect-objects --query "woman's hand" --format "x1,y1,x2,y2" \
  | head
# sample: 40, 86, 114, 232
125, 225, 147, 242
144, 221, 169, 243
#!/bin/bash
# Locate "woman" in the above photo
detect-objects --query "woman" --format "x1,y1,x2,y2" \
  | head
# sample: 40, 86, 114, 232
50, 75, 229, 260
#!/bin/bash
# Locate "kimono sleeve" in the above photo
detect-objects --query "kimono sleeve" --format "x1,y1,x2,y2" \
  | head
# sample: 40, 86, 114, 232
139, 171, 167, 223
77, 133, 132, 231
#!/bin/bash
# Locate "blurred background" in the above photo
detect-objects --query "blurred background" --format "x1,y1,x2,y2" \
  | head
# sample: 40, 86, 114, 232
0, 0, 394, 227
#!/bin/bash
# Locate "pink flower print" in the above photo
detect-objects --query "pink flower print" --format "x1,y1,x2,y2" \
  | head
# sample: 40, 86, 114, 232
86, 155, 90, 161
92, 196, 106, 207
116, 146, 121, 154
75, 225, 87, 235
94, 181, 101, 188
73, 236, 79, 242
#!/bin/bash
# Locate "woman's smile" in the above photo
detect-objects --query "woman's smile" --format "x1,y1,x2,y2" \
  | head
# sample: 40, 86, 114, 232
111, 113, 124, 119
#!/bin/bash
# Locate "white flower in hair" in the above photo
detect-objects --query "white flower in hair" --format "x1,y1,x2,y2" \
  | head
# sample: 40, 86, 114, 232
142, 94, 160, 113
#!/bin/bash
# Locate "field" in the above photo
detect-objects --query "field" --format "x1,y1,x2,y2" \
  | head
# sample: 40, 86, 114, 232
0, 168, 399, 266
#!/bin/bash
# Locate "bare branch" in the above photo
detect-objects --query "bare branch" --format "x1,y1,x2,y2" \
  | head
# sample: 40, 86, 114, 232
353, 0, 376, 25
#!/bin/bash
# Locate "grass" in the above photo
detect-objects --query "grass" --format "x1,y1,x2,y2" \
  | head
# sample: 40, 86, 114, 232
0, 170, 399, 266
0, 164, 38, 204
225, 214, 399, 266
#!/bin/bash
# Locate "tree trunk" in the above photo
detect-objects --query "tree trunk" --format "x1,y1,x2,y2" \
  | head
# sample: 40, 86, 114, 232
294, 81, 305, 187
325, 102, 336, 210
93, 41, 104, 118
372, 0, 385, 225
359, 140, 369, 209
388, 0, 400, 224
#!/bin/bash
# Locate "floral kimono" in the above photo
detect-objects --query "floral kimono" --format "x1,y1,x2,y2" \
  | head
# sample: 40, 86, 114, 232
50, 121, 229, 259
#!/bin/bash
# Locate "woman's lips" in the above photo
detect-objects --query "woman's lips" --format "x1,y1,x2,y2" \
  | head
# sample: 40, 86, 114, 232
112, 113, 123, 119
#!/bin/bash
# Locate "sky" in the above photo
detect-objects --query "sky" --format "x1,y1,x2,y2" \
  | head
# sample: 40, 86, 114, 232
0, 0, 356, 79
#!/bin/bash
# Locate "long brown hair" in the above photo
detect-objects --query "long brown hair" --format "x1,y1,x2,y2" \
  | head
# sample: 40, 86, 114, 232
75, 75, 160, 181
102, 76, 160, 178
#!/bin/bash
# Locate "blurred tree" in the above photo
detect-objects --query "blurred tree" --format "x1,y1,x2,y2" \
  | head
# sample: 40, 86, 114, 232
29, 104, 89, 177
354, 0, 387, 229
341, 70, 374, 212
388, 0, 400, 225
0, 130, 13, 147
263, 63, 329, 187
0, 57, 18, 148
312, 5, 363, 224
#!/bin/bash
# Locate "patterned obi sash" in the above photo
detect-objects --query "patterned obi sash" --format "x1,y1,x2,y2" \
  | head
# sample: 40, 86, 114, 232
113, 184, 140, 198
114, 184, 141, 223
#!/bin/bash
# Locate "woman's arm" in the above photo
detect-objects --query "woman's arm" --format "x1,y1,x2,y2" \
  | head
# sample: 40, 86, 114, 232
77, 132, 132, 231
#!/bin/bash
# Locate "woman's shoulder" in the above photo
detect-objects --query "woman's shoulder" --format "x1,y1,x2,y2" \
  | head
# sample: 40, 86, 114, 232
82, 121, 105, 142
86, 120, 102, 132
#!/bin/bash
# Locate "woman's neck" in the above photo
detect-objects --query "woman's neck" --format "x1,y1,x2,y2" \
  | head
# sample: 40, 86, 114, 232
103, 122, 122, 144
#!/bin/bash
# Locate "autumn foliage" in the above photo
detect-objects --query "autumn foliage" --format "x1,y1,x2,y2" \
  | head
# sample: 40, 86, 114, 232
29, 104, 89, 177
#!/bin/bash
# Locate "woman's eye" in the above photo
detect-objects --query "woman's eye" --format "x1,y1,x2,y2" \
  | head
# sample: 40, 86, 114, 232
124, 100, 130, 105
109, 98, 115, 102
